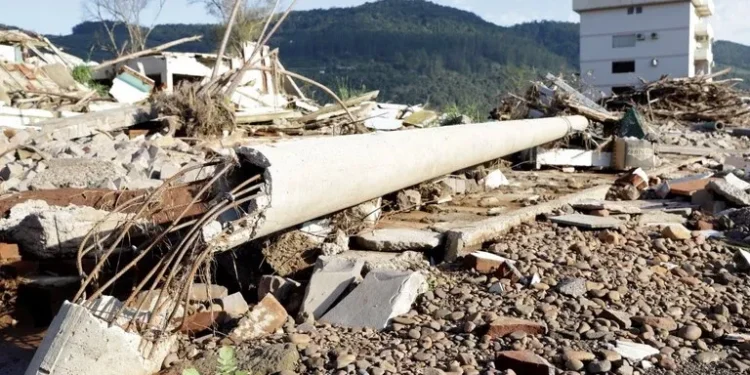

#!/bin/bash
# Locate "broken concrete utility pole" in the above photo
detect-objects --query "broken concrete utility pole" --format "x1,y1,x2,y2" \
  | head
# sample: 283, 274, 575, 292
210, 116, 589, 250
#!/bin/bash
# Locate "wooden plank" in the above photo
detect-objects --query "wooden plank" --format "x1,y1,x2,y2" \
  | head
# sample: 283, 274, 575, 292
298, 90, 379, 123
236, 109, 302, 124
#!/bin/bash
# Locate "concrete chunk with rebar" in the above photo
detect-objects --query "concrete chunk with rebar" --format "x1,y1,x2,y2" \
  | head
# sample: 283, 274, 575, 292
210, 116, 590, 251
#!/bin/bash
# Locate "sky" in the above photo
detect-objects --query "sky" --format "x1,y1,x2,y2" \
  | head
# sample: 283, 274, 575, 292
0, 0, 748, 45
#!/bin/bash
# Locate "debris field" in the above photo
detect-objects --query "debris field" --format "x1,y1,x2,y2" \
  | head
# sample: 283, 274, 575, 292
4, 19, 750, 375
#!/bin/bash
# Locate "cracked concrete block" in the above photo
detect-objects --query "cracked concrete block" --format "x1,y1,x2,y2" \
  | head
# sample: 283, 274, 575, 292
320, 270, 427, 330
219, 292, 249, 320
158, 161, 182, 180
353, 228, 443, 252
230, 294, 288, 341
299, 256, 365, 320
337, 250, 429, 272
29, 159, 128, 190
0, 200, 139, 259
24, 301, 174, 375
709, 179, 750, 206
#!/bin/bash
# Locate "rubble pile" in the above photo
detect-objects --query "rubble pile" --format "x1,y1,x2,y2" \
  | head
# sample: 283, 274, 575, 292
4, 16, 750, 375
606, 69, 750, 127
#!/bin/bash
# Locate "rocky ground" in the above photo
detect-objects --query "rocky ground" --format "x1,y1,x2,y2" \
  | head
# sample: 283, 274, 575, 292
163, 211, 750, 375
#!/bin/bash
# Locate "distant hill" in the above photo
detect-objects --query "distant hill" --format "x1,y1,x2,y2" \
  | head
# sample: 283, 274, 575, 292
11, 0, 748, 110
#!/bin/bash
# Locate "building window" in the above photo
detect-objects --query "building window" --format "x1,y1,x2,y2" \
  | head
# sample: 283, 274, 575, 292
612, 61, 636, 74
613, 34, 637, 48
627, 6, 643, 14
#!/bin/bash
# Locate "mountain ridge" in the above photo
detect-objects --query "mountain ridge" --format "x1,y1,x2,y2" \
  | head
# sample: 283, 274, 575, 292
4, 0, 748, 110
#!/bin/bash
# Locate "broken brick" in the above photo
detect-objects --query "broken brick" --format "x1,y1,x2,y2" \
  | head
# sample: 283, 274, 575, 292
496, 351, 555, 375
180, 311, 226, 334
464, 251, 515, 275
487, 317, 547, 338
230, 294, 288, 342
0, 243, 20, 263
696, 220, 714, 231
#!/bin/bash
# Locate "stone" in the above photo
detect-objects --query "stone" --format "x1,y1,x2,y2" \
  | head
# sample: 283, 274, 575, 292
29, 159, 127, 190
230, 294, 288, 341
638, 211, 688, 226
158, 162, 182, 180
258, 275, 302, 303
241, 344, 300, 375
661, 225, 692, 240
397, 189, 422, 210
321, 270, 426, 330
678, 325, 702, 341
353, 228, 442, 252
631, 316, 677, 331
299, 257, 364, 320
733, 249, 750, 271
694, 351, 720, 364
588, 360, 612, 374
556, 278, 587, 298
25, 301, 174, 375
0, 242, 21, 263
0, 162, 24, 180
565, 359, 584, 371
601, 309, 632, 329
481, 170, 510, 190
189, 283, 228, 302
563, 350, 595, 362
0, 200, 141, 259
495, 351, 554, 375
464, 251, 516, 275
709, 179, 750, 206
549, 214, 621, 229
613, 341, 660, 362
486, 317, 547, 338
219, 292, 249, 320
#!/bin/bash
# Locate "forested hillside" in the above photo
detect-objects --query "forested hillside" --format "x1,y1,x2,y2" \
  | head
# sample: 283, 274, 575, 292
13, 0, 748, 110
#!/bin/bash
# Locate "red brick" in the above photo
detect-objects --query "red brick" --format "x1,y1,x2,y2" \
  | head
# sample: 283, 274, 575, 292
696, 220, 714, 231
495, 351, 555, 375
0, 243, 20, 263
487, 318, 547, 338
670, 178, 712, 197
180, 311, 226, 334
464, 251, 516, 275
230, 294, 288, 341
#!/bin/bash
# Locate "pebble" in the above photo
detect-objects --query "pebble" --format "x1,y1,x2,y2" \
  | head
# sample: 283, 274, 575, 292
588, 360, 612, 373
678, 325, 702, 341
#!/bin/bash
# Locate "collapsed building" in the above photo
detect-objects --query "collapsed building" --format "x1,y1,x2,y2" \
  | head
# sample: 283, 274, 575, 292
3, 23, 750, 375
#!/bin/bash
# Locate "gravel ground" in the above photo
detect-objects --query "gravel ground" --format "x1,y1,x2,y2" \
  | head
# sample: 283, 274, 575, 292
169, 216, 750, 375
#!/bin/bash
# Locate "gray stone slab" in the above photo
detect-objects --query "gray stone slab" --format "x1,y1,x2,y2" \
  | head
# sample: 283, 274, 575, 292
709, 179, 750, 207
638, 211, 688, 226
299, 256, 365, 320
336, 250, 429, 272
548, 214, 621, 229
352, 228, 443, 252
320, 270, 427, 330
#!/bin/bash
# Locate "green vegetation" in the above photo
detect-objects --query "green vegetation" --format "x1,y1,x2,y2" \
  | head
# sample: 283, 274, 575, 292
333, 77, 368, 101
183, 346, 247, 375
7, 0, 745, 111
71, 65, 109, 96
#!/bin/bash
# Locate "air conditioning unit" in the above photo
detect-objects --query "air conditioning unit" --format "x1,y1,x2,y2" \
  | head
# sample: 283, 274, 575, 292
636, 33, 646, 41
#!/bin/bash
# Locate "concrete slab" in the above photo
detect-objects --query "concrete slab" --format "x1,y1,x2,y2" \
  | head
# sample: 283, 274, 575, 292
320, 270, 426, 330
28, 159, 127, 190
571, 200, 642, 214
0, 200, 139, 259
24, 301, 174, 375
336, 250, 429, 272
709, 179, 750, 207
612, 341, 660, 362
548, 214, 621, 229
352, 228, 443, 252
299, 257, 365, 320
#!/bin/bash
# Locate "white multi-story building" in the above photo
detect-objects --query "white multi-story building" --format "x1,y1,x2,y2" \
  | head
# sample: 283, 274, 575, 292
573, 0, 714, 96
